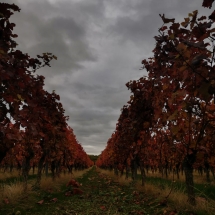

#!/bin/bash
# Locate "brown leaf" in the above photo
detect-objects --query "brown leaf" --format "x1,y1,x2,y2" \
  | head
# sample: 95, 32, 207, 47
159, 14, 175, 23
181, 17, 190, 28
190, 10, 198, 29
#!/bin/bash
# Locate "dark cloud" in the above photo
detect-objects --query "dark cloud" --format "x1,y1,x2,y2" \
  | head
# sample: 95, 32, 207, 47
2, 0, 209, 154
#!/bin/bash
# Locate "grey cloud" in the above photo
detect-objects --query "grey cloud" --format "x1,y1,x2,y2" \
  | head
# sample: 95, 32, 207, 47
107, 0, 209, 47
9, 0, 98, 76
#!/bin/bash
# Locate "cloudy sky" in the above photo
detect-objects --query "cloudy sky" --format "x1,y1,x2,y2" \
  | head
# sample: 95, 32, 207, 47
4, 0, 210, 155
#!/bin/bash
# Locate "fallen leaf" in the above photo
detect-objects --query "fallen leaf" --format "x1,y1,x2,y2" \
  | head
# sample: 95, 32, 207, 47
50, 198, 58, 203
65, 191, 72, 196
73, 188, 84, 195
169, 210, 177, 215
4, 198, 9, 204
67, 179, 80, 188
159, 199, 167, 206
100, 205, 106, 210
37, 200, 44, 205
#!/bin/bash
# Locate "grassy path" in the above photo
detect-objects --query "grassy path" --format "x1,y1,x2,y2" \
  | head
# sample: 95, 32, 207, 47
1, 167, 208, 215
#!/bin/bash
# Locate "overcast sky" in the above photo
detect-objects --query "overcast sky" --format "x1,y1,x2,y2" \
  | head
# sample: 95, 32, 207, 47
4, 0, 210, 155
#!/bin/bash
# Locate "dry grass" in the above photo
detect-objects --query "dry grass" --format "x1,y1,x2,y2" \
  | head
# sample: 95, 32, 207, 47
40, 168, 91, 190
0, 168, 91, 207
98, 168, 215, 215
138, 169, 215, 185
0, 180, 32, 205
0, 170, 21, 181
135, 182, 215, 214
0, 169, 36, 206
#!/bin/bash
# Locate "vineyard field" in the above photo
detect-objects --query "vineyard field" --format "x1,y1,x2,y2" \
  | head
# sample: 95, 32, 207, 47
0, 167, 215, 215
2, 1, 215, 214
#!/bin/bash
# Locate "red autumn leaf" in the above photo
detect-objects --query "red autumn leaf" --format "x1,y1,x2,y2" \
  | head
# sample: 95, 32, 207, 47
50, 198, 58, 202
159, 26, 168, 31
37, 200, 44, 205
4, 198, 9, 204
169, 211, 177, 215
4, 95, 14, 103
73, 188, 84, 195
65, 191, 72, 196
67, 179, 80, 188
5, 133, 20, 141
39, 132, 46, 137
100, 205, 106, 210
